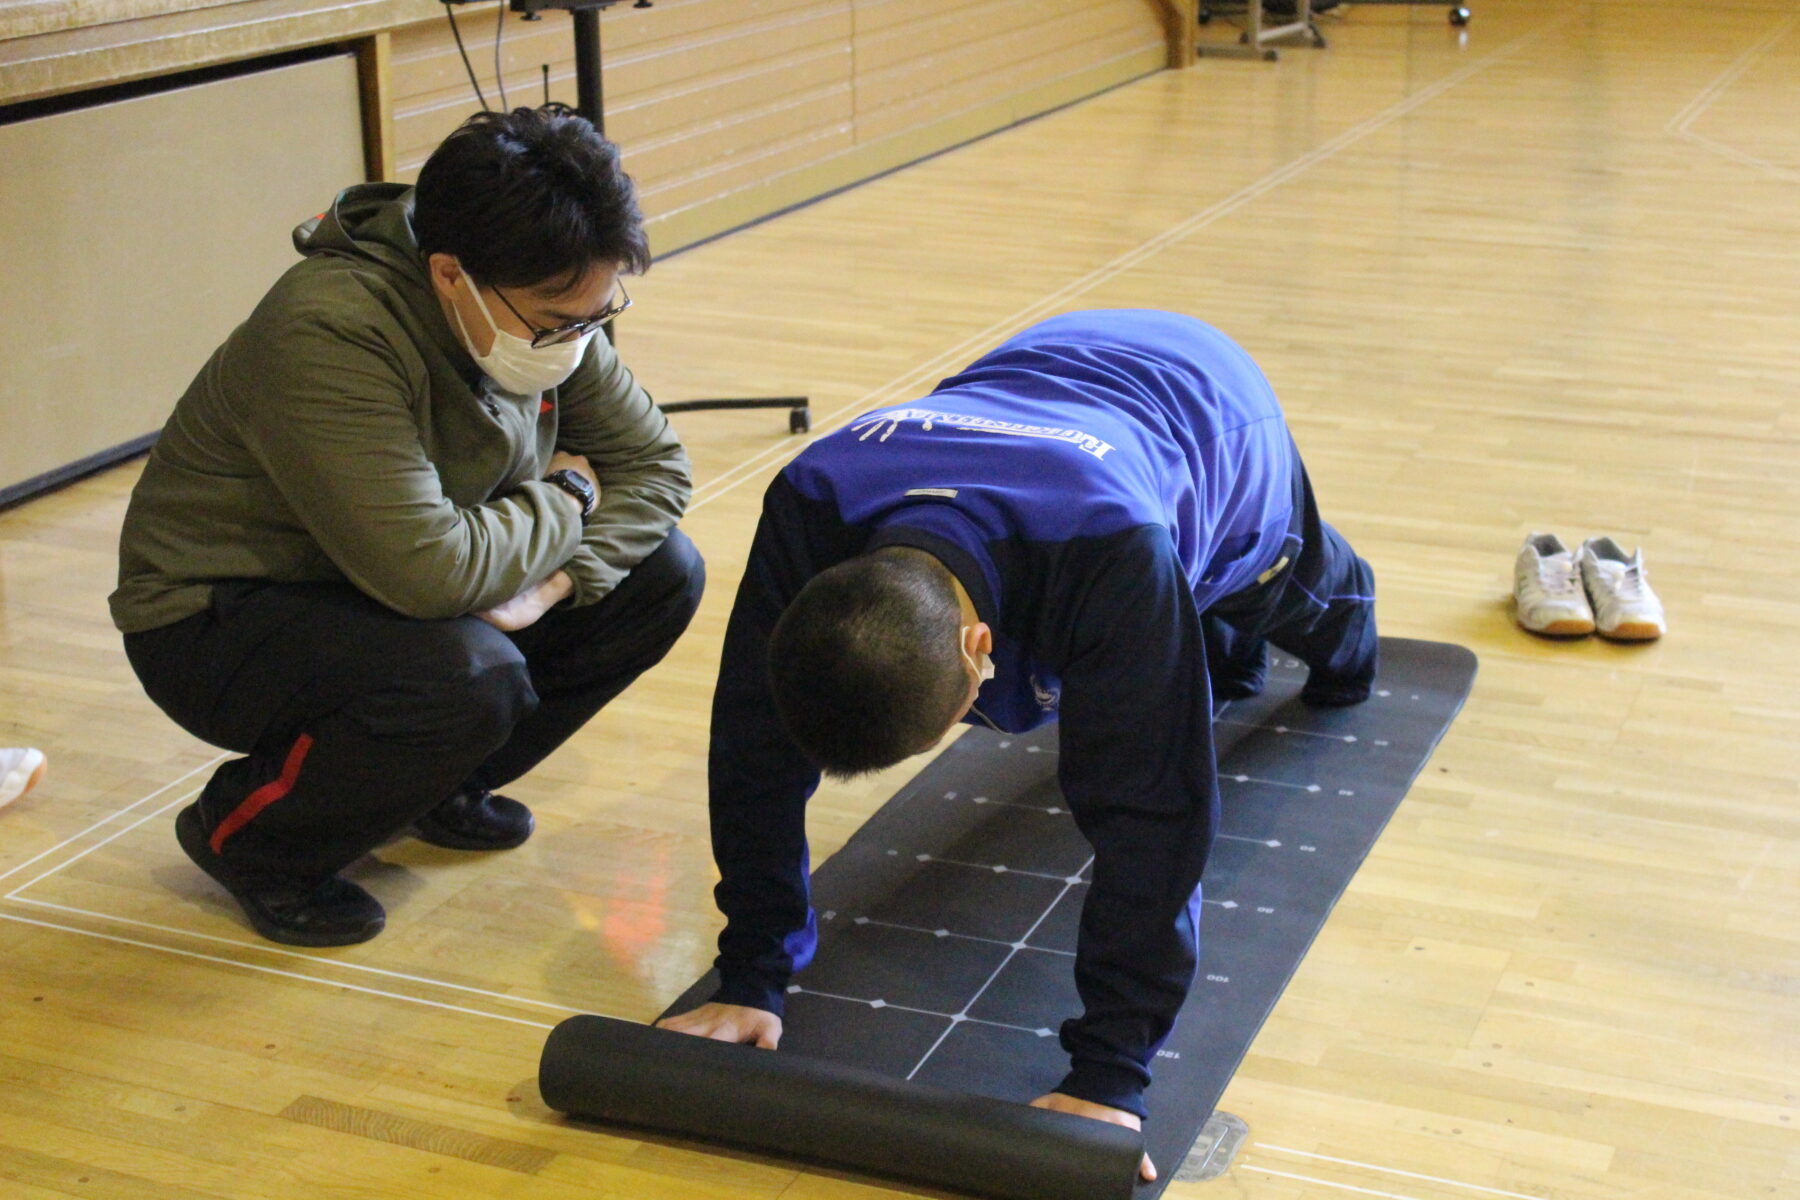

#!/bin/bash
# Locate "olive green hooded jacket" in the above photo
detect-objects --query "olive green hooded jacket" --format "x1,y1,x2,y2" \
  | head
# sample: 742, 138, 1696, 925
110, 183, 691, 634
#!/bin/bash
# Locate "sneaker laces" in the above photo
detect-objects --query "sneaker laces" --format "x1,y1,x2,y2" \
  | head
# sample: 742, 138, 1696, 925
1611, 562, 1646, 601
1587, 555, 1650, 603
1537, 556, 1583, 598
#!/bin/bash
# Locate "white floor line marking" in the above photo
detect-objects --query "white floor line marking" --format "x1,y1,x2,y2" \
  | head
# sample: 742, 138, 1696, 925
913, 853, 1082, 883
7, 789, 199, 899
1677, 129, 1800, 182
4, 767, 590, 1015
791, 986, 1052, 1036
905, 855, 1094, 1080
1243, 1164, 1431, 1200
0, 753, 228, 888
0, 912, 562, 1031
1666, 13, 1800, 181
683, 12, 1575, 517
950, 793, 1064, 815
1218, 833, 1282, 848
1217, 718, 1356, 744
3, 896, 588, 1015
1667, 13, 1798, 131
1222, 774, 1323, 793
853, 915, 1075, 956
1256, 1145, 1548, 1200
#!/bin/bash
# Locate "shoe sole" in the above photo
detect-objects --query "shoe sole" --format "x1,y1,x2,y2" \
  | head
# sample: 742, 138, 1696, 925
412, 811, 535, 852
412, 827, 533, 851
1518, 615, 1595, 637
175, 806, 385, 948
1598, 622, 1662, 641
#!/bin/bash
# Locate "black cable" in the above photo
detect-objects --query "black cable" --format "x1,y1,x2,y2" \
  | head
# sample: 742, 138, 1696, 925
493, 1, 509, 111
443, 2, 491, 111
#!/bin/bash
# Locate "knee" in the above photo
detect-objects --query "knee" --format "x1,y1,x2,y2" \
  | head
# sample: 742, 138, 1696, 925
462, 652, 539, 740
398, 623, 538, 744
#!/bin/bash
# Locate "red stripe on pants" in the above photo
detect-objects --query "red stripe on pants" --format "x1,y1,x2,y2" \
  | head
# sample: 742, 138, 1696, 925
210, 733, 315, 854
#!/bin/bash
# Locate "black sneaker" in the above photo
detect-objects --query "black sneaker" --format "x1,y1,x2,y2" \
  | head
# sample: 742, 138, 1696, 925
175, 804, 385, 947
1210, 659, 1268, 702
1300, 676, 1373, 707
412, 788, 534, 851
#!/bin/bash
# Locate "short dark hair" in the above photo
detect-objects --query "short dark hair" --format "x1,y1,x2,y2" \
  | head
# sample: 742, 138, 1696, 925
413, 104, 650, 292
769, 549, 967, 778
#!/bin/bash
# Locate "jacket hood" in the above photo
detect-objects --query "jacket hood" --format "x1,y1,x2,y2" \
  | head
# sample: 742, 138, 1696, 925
291, 182, 479, 379
292, 183, 429, 284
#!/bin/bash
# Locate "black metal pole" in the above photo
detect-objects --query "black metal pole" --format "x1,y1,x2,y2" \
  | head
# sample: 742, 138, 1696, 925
527, 0, 803, 427
570, 3, 612, 344
572, 5, 604, 136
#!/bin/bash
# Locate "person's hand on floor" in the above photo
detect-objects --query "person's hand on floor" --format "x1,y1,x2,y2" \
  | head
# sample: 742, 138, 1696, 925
1031, 1092, 1156, 1182
655, 1002, 783, 1049
477, 570, 574, 632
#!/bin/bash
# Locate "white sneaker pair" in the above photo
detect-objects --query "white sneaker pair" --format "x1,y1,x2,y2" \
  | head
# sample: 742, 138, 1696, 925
1513, 534, 1666, 641
0, 747, 47, 811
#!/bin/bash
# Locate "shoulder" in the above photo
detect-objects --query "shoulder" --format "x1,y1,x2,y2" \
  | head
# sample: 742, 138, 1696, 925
231, 260, 426, 391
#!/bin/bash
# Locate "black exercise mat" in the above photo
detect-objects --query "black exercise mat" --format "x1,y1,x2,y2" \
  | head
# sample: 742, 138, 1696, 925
540, 1015, 1145, 1200
549, 637, 1475, 1198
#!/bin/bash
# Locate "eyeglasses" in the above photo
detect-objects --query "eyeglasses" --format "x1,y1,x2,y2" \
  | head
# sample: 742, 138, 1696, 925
491, 279, 632, 348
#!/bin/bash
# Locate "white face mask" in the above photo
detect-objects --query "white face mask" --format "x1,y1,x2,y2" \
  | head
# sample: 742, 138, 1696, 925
450, 268, 596, 396
961, 626, 996, 686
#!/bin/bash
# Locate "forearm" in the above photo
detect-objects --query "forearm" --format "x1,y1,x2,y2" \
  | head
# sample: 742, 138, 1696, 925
560, 456, 691, 606
323, 484, 585, 620
1057, 802, 1214, 1118
706, 686, 821, 1012
1045, 526, 1221, 1115
705, 540, 827, 1010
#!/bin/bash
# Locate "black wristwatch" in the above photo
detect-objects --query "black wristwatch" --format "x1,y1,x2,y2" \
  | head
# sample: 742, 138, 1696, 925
544, 468, 597, 521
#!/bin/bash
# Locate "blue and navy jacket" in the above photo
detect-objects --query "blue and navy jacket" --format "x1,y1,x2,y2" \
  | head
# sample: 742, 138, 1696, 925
707, 310, 1298, 1118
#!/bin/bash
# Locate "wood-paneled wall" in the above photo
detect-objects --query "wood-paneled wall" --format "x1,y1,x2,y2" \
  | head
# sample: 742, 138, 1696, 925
388, 0, 1169, 252
0, 0, 419, 108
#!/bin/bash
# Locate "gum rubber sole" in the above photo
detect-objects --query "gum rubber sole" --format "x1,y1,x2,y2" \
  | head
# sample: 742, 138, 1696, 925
1519, 616, 1595, 637
1598, 622, 1663, 641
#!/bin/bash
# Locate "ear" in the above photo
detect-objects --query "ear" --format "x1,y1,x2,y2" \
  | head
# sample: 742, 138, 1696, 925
965, 622, 993, 657
426, 252, 463, 300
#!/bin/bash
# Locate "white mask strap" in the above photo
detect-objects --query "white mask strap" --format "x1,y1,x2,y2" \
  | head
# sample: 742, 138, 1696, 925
459, 267, 505, 337
960, 625, 996, 684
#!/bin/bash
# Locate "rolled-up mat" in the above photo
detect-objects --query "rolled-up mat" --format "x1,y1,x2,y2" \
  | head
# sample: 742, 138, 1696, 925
542, 637, 1476, 1198
541, 1015, 1144, 1200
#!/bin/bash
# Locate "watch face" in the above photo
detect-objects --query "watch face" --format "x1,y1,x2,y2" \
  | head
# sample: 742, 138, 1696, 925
551, 470, 594, 516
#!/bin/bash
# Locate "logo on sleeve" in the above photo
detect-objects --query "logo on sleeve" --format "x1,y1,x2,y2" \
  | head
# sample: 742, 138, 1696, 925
852, 408, 1114, 461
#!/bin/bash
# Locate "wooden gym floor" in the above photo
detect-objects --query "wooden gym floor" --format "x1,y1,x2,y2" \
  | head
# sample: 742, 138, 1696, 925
1, 1, 1796, 1196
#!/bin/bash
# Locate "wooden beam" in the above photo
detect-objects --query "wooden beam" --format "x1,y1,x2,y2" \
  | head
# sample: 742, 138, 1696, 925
356, 31, 394, 183
1159, 0, 1198, 68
